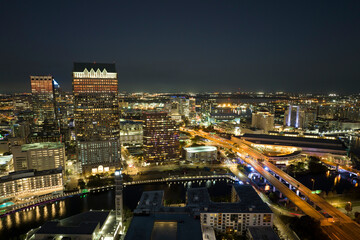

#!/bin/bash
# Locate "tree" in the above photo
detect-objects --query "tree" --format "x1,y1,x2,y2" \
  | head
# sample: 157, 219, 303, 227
191, 135, 202, 143
354, 212, 360, 223
179, 141, 187, 149
345, 202, 353, 215
288, 216, 330, 240
237, 165, 245, 172
308, 156, 328, 174
78, 179, 86, 189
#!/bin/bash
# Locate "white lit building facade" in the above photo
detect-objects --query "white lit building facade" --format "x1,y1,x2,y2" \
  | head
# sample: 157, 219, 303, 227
78, 140, 121, 175
12, 142, 65, 171
119, 120, 143, 147
199, 186, 273, 234
183, 146, 217, 162
0, 168, 63, 199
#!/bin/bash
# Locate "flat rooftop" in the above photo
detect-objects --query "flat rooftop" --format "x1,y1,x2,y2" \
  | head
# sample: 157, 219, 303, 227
125, 214, 202, 240
134, 190, 164, 214
151, 221, 177, 240
187, 187, 211, 207
207, 185, 272, 213
240, 134, 346, 152
21, 142, 64, 151
184, 146, 217, 153
247, 226, 281, 240
35, 210, 111, 235
187, 185, 272, 213
126, 185, 273, 239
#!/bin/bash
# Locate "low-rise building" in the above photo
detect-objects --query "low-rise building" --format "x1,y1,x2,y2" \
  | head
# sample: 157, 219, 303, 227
78, 140, 121, 175
12, 142, 65, 171
33, 210, 120, 240
183, 146, 217, 162
193, 185, 274, 234
0, 168, 63, 199
252, 111, 274, 133
119, 120, 143, 147
126, 184, 275, 239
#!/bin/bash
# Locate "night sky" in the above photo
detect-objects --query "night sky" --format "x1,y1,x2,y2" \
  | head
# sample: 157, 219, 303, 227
1, 1, 359, 93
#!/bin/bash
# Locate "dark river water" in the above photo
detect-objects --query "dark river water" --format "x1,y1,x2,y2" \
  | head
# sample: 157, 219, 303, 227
295, 171, 357, 194
0, 179, 234, 240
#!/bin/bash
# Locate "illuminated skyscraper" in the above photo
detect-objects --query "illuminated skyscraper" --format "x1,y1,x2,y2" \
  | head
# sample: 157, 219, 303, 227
284, 105, 305, 129
30, 75, 56, 127
143, 112, 179, 163
72, 62, 119, 141
73, 63, 120, 173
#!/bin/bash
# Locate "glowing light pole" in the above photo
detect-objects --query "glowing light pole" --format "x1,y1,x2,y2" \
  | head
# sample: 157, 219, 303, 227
311, 178, 315, 190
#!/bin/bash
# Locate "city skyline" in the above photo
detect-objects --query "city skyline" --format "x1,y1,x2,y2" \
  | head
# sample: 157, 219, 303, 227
1, 1, 360, 93
1, 2, 360, 239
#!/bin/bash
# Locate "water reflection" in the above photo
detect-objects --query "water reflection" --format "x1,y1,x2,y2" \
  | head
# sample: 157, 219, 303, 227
6, 214, 12, 229
43, 205, 48, 219
51, 203, 56, 218
35, 206, 40, 221
1, 179, 234, 239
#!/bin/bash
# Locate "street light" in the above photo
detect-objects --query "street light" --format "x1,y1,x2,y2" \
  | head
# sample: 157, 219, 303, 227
311, 178, 315, 190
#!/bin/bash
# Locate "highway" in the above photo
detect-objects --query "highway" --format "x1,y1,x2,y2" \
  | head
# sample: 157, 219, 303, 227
229, 159, 325, 220
182, 128, 360, 240
261, 160, 352, 222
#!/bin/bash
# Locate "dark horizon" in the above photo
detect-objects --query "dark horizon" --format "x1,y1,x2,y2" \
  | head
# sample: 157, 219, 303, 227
1, 1, 360, 94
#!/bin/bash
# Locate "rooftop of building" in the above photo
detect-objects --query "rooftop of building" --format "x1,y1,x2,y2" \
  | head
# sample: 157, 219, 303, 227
187, 188, 211, 207
240, 134, 346, 152
183, 146, 217, 153
0, 168, 62, 183
20, 142, 64, 151
134, 190, 164, 214
206, 185, 272, 213
241, 133, 343, 145
127, 185, 272, 239
125, 213, 202, 240
73, 62, 116, 73
247, 226, 281, 240
135, 185, 272, 217
35, 210, 112, 235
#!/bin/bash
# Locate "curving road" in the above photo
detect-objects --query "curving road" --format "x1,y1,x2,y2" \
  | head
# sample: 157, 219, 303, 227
181, 128, 360, 240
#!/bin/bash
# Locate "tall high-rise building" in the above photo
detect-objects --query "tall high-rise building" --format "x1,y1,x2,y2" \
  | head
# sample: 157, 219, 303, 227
52, 80, 70, 142
73, 63, 120, 174
189, 97, 196, 120
30, 76, 57, 128
284, 105, 305, 129
143, 112, 179, 163
72, 62, 119, 141
251, 111, 274, 133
